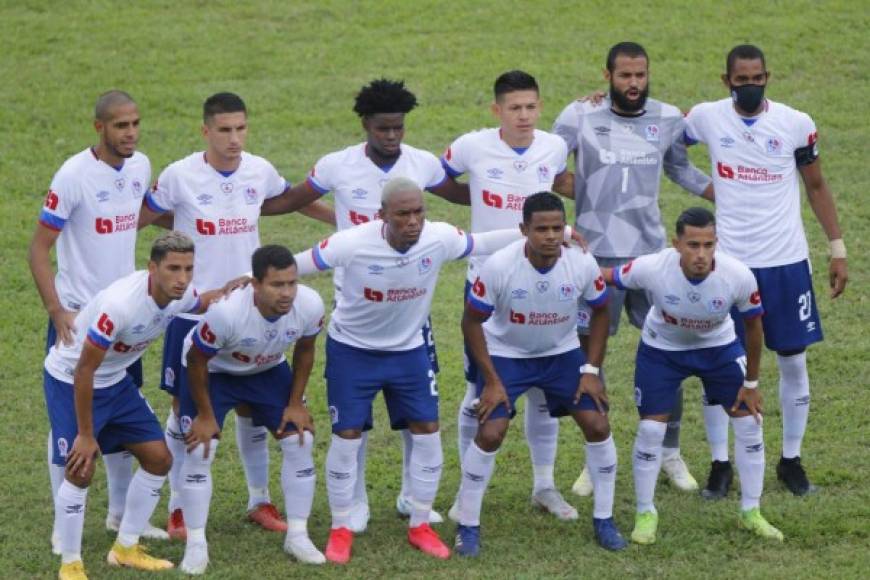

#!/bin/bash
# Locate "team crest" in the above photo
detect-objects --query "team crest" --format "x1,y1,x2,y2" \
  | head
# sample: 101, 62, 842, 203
57, 438, 69, 458
513, 160, 528, 173
576, 309, 590, 329
329, 405, 339, 424
96, 190, 111, 202
164, 367, 175, 387
152, 313, 163, 326
634, 386, 642, 407
687, 290, 701, 303
537, 165, 550, 183
418, 256, 432, 274
284, 329, 299, 341
114, 178, 126, 191
644, 124, 660, 142
244, 187, 258, 204
765, 137, 783, 154
220, 182, 233, 194
535, 280, 549, 294
181, 415, 192, 432
707, 297, 726, 313
558, 283, 575, 301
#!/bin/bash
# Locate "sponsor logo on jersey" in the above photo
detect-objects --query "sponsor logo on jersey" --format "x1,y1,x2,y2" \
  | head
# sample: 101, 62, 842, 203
368, 264, 384, 275
486, 168, 504, 179
716, 161, 783, 183
418, 256, 432, 274
232, 351, 251, 363
593, 125, 611, 135
114, 178, 126, 191
351, 188, 368, 200
598, 148, 656, 166
199, 322, 216, 344
765, 137, 783, 154
644, 124, 660, 142
482, 190, 503, 208
513, 160, 528, 173
240, 337, 258, 347
96, 190, 111, 202
196, 219, 216, 235
509, 309, 526, 324
559, 283, 575, 301
621, 261, 633, 275
719, 136, 735, 148
472, 277, 485, 297
265, 328, 278, 340
364, 287, 384, 302
113, 340, 149, 353
383, 287, 427, 302
196, 193, 213, 205
349, 210, 371, 225
220, 182, 233, 193
95, 217, 114, 234
97, 313, 115, 336
707, 297, 727, 313
511, 288, 528, 300
664, 294, 680, 305
537, 165, 550, 183
44, 190, 59, 210
749, 290, 761, 305
594, 276, 605, 292
536, 280, 549, 293
243, 187, 258, 205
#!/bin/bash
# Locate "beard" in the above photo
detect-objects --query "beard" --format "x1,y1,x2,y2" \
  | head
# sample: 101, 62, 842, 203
610, 82, 649, 113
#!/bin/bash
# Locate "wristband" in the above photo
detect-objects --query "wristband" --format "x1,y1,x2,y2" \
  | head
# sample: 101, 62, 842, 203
829, 238, 846, 259
742, 379, 759, 390
580, 364, 600, 376
563, 225, 574, 243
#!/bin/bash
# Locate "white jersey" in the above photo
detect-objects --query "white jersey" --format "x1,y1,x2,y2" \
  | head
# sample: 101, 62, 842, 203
307, 142, 447, 289
614, 248, 763, 351
184, 284, 324, 375
44, 270, 200, 388
38, 148, 151, 310
684, 98, 818, 267
144, 151, 287, 316
296, 220, 522, 351
441, 128, 568, 279
467, 240, 608, 358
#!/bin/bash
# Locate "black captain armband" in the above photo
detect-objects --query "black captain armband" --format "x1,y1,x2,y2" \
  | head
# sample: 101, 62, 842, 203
794, 142, 819, 166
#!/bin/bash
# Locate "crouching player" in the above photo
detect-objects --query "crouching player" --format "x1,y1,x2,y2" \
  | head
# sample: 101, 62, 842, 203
179, 245, 326, 574
45, 231, 224, 580
614, 207, 782, 544
456, 192, 627, 556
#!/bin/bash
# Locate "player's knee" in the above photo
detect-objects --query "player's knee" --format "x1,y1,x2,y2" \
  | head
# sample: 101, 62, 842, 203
577, 412, 610, 442
776, 348, 805, 357
408, 421, 439, 435
235, 403, 253, 418
476, 421, 507, 452
141, 449, 173, 476
335, 429, 363, 440
64, 466, 92, 488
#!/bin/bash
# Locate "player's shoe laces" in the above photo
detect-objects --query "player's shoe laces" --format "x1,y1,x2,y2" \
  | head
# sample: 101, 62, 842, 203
701, 460, 733, 500
58, 560, 88, 580
532, 488, 579, 520
107, 542, 174, 571
348, 502, 370, 533
395, 494, 444, 523
167, 508, 187, 541
325, 527, 353, 564
739, 508, 784, 541
247, 502, 288, 532
661, 454, 699, 491
408, 523, 451, 559
571, 465, 594, 497
593, 517, 628, 551
454, 524, 481, 557
180, 541, 209, 575
777, 456, 817, 496
284, 533, 326, 564
105, 514, 169, 540
630, 511, 658, 545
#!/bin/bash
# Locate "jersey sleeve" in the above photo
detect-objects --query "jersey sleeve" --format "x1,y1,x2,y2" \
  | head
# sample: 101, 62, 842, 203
263, 161, 290, 199
466, 261, 500, 319
180, 284, 201, 314
84, 301, 125, 351
305, 152, 339, 196
733, 265, 764, 318
441, 133, 472, 178
682, 104, 708, 146
190, 305, 231, 357
429, 222, 476, 260
39, 170, 81, 232
664, 116, 712, 195
612, 254, 654, 291
792, 112, 819, 167
422, 151, 449, 190
553, 136, 569, 174
301, 291, 326, 337
577, 252, 608, 308
298, 228, 355, 274
552, 103, 580, 153
144, 166, 176, 214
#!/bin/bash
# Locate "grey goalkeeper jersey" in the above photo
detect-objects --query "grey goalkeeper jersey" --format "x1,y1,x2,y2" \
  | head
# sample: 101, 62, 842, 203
553, 98, 711, 257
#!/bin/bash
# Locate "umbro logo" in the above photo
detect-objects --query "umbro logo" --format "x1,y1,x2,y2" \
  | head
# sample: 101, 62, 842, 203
635, 451, 657, 462
329, 470, 351, 480
295, 468, 315, 478
186, 474, 208, 484
745, 443, 764, 453
598, 464, 616, 474
65, 504, 84, 515
593, 126, 611, 135
252, 432, 268, 442
464, 472, 485, 483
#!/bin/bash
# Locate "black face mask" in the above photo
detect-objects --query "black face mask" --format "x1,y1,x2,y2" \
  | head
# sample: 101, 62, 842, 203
730, 84, 765, 114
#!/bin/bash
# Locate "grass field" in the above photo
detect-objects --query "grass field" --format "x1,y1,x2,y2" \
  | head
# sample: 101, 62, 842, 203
1, 1, 868, 578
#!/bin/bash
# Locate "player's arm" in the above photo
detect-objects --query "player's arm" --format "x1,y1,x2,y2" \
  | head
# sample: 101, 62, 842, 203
663, 135, 714, 202
551, 170, 575, 199
799, 160, 847, 298
184, 341, 220, 458
277, 335, 317, 441
461, 302, 510, 423
66, 340, 107, 478
733, 314, 764, 421
137, 199, 170, 229
260, 181, 332, 219
579, 293, 609, 414
28, 224, 77, 345
428, 178, 471, 205
296, 199, 337, 225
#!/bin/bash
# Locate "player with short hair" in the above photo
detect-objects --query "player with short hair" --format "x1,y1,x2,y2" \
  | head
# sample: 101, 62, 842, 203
612, 207, 782, 544
440, 70, 579, 521
177, 245, 326, 573
684, 44, 848, 497
139, 92, 294, 538
294, 177, 568, 564
455, 192, 626, 556
46, 231, 227, 580
553, 41, 714, 496
262, 78, 469, 529
27, 90, 166, 552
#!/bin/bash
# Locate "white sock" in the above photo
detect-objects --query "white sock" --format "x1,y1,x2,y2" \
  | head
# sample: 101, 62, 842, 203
703, 401, 731, 462
56, 479, 88, 564
280, 434, 315, 521
104, 451, 134, 521
399, 429, 413, 499
326, 435, 361, 529
457, 441, 497, 526
524, 387, 558, 494
352, 431, 369, 506
164, 410, 186, 513
778, 352, 810, 459
732, 415, 765, 511
117, 469, 166, 547
586, 435, 617, 519
633, 420, 667, 514
180, 441, 217, 532
457, 382, 479, 464
235, 415, 271, 510
407, 432, 443, 528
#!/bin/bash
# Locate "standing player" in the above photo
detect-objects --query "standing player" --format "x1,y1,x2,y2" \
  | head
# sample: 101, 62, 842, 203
178, 246, 326, 573
293, 177, 564, 564
552, 42, 713, 496
440, 70, 579, 521
455, 192, 626, 556
45, 232, 224, 580
139, 93, 292, 537
262, 78, 469, 528
611, 207, 782, 543
27, 90, 167, 550
684, 45, 848, 496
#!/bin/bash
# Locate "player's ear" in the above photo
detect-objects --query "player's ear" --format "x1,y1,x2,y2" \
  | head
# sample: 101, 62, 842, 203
201, 123, 209, 139
490, 100, 500, 119
147, 259, 158, 276
519, 221, 529, 237
603, 68, 611, 82
721, 73, 731, 88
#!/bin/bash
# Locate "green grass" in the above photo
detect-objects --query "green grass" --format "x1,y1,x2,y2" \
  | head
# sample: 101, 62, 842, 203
1, 0, 868, 578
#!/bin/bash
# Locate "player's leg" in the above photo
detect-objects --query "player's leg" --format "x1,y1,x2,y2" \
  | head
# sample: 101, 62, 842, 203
45, 320, 66, 554
235, 403, 284, 531
524, 388, 572, 518
701, 381, 733, 500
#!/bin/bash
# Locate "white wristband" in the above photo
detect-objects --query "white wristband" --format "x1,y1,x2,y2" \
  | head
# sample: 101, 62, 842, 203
742, 379, 759, 390
830, 238, 847, 259
580, 364, 600, 376
563, 225, 574, 243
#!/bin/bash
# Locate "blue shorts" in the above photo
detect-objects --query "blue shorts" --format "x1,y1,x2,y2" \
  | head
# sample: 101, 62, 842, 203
46, 318, 143, 388
477, 349, 598, 421
732, 259, 823, 352
179, 361, 295, 433
44, 371, 163, 465
633, 340, 746, 416
159, 317, 197, 396
325, 336, 438, 432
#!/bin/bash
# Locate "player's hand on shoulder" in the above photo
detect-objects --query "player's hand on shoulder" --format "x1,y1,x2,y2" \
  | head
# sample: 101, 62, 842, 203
222, 275, 252, 296
576, 90, 607, 106
278, 403, 315, 443
49, 306, 77, 346
565, 227, 589, 252
477, 380, 510, 423
829, 257, 847, 299
578, 374, 608, 414
185, 415, 221, 458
